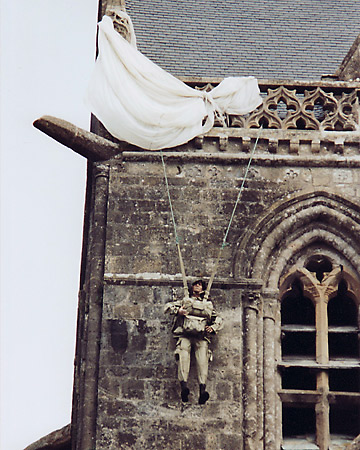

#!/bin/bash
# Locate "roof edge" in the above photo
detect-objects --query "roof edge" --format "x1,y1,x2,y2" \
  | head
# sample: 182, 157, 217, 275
178, 76, 360, 88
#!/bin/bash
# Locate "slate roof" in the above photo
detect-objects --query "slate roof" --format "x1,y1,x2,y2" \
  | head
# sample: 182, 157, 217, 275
125, 0, 360, 81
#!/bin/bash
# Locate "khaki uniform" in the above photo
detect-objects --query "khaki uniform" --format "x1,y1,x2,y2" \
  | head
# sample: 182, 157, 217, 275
164, 294, 223, 385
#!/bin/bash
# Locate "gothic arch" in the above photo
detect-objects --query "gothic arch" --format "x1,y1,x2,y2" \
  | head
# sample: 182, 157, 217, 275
279, 265, 360, 307
234, 189, 360, 289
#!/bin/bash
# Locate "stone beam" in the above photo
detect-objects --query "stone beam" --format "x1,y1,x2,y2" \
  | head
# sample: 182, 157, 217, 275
33, 116, 120, 162
24, 424, 71, 450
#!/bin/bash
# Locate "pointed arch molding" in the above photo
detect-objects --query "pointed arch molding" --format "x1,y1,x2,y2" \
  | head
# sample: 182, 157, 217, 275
279, 266, 360, 307
234, 189, 360, 289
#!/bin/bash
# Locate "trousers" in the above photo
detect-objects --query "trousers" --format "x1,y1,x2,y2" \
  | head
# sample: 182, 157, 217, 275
175, 336, 209, 385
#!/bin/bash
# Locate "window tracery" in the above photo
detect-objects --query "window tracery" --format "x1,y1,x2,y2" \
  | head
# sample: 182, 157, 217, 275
279, 258, 360, 450
189, 80, 359, 132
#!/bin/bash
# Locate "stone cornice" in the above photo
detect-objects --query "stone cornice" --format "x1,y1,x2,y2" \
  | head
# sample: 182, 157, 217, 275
118, 151, 360, 168
104, 272, 263, 290
179, 77, 360, 90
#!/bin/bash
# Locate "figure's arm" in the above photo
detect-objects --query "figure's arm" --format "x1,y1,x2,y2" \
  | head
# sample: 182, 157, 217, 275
164, 298, 191, 316
164, 300, 181, 315
178, 307, 189, 316
207, 309, 223, 334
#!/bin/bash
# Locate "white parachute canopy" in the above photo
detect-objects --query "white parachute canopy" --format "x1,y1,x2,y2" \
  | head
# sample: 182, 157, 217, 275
86, 13, 263, 150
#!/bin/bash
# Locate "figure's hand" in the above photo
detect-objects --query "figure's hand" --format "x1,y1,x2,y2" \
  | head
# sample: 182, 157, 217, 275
205, 326, 214, 333
178, 307, 188, 316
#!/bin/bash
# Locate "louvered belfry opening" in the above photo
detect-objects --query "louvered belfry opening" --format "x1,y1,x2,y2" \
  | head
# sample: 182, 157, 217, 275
279, 259, 360, 449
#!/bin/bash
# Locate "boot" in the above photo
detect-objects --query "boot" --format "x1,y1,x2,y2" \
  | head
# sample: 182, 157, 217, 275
180, 381, 190, 402
199, 383, 209, 405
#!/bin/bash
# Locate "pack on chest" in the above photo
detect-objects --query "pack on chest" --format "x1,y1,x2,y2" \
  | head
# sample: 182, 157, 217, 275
179, 297, 213, 336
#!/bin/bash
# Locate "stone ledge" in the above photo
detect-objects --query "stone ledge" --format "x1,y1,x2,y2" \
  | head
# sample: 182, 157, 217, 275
120, 151, 360, 168
179, 76, 360, 90
103, 272, 263, 290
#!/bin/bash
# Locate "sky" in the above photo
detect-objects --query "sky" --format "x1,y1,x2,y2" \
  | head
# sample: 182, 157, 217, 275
0, 1, 99, 448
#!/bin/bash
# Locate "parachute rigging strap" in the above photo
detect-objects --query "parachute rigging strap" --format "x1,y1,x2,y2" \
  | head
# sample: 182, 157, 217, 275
160, 126, 262, 301
160, 149, 189, 297
203, 126, 262, 301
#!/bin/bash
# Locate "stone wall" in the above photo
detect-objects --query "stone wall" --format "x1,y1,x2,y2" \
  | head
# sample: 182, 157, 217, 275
63, 70, 360, 450
84, 139, 360, 449
96, 153, 273, 450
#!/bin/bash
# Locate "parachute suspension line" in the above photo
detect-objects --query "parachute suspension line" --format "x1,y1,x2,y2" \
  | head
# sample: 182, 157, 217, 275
204, 126, 263, 301
160, 150, 189, 297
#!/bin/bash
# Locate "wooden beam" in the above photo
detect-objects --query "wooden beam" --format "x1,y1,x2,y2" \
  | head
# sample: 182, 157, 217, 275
279, 360, 360, 369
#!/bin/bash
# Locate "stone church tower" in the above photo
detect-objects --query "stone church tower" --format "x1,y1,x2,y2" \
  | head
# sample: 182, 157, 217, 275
30, 1, 360, 449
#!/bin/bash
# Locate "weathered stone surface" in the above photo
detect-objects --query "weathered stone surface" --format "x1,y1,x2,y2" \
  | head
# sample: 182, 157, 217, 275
30, 53, 358, 450
345, 434, 360, 450
335, 34, 360, 81
33, 116, 120, 161
24, 424, 71, 450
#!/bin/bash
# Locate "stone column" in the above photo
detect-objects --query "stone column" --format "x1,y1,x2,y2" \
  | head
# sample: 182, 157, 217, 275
263, 292, 278, 450
243, 292, 260, 450
77, 164, 110, 450
315, 293, 330, 450
257, 301, 264, 447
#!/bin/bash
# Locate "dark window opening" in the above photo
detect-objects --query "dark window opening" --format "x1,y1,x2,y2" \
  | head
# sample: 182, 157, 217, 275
259, 116, 269, 129
282, 405, 316, 437
281, 367, 317, 390
305, 256, 332, 282
329, 369, 360, 392
328, 281, 358, 327
330, 405, 359, 437
328, 333, 359, 358
282, 280, 315, 325
280, 262, 360, 447
282, 332, 316, 357
295, 117, 306, 130
334, 120, 344, 131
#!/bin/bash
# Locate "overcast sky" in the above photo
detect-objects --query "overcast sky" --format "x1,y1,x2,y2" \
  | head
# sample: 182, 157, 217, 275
0, 1, 99, 448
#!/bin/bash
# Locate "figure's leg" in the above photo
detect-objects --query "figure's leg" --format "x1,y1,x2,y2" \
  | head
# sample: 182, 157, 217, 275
194, 339, 209, 384
175, 337, 191, 402
194, 339, 210, 404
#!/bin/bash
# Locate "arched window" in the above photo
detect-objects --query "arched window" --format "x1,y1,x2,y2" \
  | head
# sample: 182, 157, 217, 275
279, 260, 360, 450
281, 279, 316, 360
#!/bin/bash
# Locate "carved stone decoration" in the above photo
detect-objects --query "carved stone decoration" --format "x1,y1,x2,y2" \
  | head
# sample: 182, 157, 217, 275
301, 87, 337, 130
33, 116, 120, 162
268, 139, 278, 154
322, 89, 359, 131
219, 135, 229, 151
229, 114, 246, 128
242, 137, 251, 152
106, 6, 133, 44
234, 190, 360, 286
311, 139, 321, 153
200, 81, 359, 132
195, 83, 215, 93
245, 87, 286, 129
243, 291, 261, 311
99, 0, 126, 19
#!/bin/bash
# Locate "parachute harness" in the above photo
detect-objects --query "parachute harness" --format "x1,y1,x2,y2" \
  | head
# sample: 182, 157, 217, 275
160, 127, 262, 299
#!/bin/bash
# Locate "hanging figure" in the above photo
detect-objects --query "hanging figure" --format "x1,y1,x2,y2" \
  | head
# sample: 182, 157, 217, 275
165, 280, 223, 404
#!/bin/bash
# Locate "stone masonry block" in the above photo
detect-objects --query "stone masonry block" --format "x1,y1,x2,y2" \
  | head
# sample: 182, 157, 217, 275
121, 379, 145, 400
180, 433, 207, 450
219, 432, 242, 450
